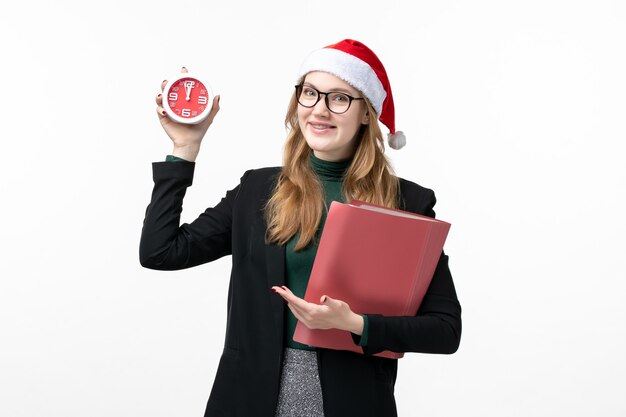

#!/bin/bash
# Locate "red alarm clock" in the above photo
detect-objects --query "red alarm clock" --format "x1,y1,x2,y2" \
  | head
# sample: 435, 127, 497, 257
162, 73, 213, 124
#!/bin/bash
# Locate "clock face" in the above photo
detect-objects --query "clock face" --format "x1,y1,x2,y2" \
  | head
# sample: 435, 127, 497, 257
163, 76, 212, 124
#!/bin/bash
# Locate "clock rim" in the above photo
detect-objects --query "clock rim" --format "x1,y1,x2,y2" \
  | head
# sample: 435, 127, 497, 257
162, 72, 214, 125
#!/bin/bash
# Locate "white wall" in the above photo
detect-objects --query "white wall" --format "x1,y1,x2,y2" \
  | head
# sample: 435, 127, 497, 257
1, 1, 624, 416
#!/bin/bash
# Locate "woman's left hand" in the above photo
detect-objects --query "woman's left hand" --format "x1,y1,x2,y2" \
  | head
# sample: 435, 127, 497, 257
272, 286, 364, 335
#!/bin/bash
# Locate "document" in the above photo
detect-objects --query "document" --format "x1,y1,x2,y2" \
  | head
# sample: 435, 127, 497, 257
293, 200, 451, 359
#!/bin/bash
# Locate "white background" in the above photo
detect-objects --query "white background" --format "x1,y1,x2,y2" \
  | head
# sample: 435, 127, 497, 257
1, 0, 625, 416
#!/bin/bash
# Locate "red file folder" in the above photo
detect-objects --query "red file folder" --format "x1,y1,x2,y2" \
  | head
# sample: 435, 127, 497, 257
293, 200, 451, 359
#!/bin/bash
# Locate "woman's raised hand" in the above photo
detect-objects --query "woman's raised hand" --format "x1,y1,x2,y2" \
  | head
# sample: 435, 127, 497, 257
155, 67, 220, 161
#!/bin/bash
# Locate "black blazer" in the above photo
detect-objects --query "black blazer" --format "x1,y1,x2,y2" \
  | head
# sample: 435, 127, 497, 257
140, 161, 462, 417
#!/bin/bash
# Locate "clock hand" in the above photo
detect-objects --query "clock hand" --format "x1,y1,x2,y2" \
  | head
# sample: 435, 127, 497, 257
184, 81, 194, 101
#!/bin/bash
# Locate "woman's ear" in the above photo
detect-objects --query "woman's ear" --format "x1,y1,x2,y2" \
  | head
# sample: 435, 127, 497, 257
361, 112, 370, 125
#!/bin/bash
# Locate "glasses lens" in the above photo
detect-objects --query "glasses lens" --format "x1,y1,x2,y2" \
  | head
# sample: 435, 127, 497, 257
297, 86, 319, 107
295, 85, 353, 114
327, 92, 351, 113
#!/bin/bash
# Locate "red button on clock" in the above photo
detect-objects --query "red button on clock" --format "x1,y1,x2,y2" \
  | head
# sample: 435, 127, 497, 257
162, 73, 213, 124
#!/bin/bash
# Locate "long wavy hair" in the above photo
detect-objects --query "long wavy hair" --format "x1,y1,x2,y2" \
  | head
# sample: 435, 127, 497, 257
264, 86, 400, 251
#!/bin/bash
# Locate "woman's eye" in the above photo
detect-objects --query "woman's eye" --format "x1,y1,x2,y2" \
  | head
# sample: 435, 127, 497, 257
303, 87, 317, 97
332, 94, 349, 103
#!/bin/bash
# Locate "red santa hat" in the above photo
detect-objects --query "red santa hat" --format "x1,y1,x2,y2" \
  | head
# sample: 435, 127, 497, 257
297, 39, 406, 150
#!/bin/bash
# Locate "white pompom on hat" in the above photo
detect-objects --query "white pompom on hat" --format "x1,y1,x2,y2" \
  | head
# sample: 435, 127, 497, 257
297, 39, 406, 150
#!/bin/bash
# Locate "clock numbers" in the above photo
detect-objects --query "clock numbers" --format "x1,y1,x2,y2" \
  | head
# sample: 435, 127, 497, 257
164, 76, 211, 123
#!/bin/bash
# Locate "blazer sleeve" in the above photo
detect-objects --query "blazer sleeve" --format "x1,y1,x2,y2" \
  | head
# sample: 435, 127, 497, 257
139, 160, 250, 270
353, 189, 462, 355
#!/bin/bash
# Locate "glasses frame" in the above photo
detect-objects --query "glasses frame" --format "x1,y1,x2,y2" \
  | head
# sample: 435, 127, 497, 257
294, 84, 365, 114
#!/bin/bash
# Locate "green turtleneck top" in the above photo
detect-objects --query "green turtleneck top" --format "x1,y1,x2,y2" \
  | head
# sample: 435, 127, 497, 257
165, 154, 369, 351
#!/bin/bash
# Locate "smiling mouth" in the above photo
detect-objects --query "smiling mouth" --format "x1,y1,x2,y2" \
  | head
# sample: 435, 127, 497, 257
309, 123, 335, 130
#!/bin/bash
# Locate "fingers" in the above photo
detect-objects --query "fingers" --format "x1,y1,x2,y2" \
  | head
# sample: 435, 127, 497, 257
287, 303, 306, 323
210, 95, 221, 116
320, 295, 342, 308
272, 286, 354, 332
272, 286, 327, 317
155, 92, 165, 118
273, 286, 337, 310
156, 106, 166, 118
272, 286, 295, 303
286, 300, 318, 330
197, 95, 220, 129
156, 67, 186, 122
272, 286, 314, 316
274, 286, 308, 309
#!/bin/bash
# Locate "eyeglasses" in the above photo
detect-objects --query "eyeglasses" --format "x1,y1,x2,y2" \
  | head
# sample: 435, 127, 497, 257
295, 84, 365, 114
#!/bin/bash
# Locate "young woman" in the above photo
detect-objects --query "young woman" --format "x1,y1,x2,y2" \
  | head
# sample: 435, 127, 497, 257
140, 39, 462, 417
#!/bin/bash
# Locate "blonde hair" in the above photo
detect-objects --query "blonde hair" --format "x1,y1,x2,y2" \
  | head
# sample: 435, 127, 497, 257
264, 89, 400, 251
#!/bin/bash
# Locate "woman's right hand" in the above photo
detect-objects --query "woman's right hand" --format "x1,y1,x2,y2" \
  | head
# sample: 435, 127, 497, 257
155, 67, 220, 161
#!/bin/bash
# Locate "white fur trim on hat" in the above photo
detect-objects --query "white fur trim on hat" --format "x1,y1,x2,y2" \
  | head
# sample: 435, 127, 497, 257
297, 48, 387, 115
387, 131, 406, 150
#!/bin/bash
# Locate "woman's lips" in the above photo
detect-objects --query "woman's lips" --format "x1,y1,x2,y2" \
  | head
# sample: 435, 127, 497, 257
308, 122, 335, 133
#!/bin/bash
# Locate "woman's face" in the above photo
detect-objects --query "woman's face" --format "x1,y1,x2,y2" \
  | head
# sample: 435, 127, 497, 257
297, 71, 369, 162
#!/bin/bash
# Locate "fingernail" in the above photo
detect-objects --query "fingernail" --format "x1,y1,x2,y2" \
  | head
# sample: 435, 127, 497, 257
321, 296, 327, 303
162, 79, 167, 84
157, 94, 162, 98
217, 96, 220, 103
182, 66, 187, 70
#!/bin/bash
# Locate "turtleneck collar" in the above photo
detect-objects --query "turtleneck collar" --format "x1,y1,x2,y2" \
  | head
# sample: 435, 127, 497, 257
309, 153, 352, 181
